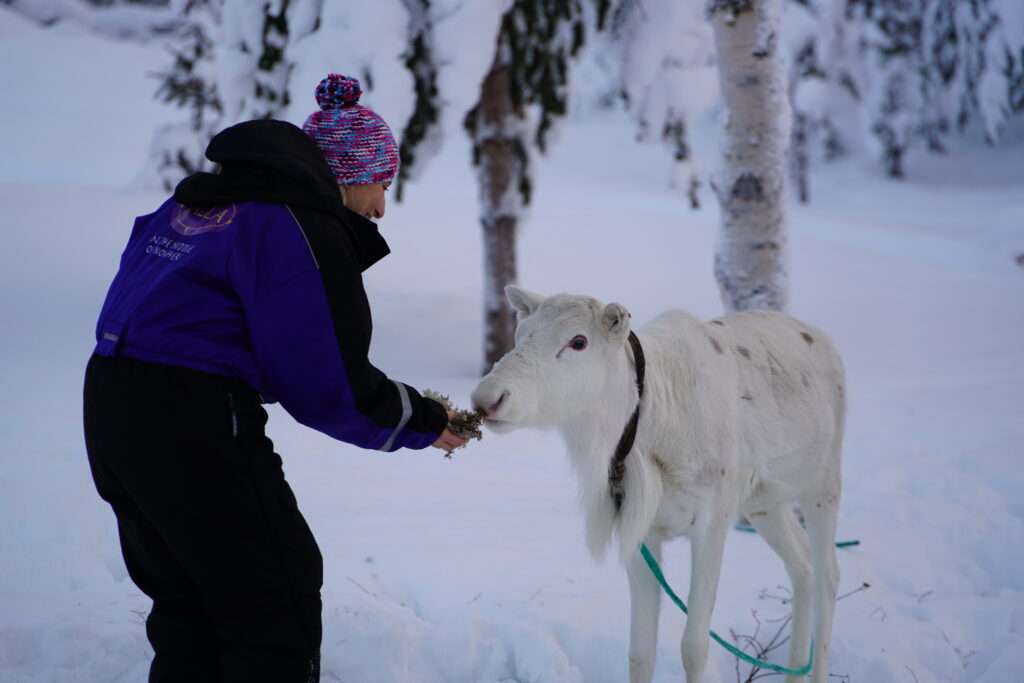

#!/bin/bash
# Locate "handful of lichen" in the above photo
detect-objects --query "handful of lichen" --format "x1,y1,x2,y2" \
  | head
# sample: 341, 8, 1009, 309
424, 390, 485, 457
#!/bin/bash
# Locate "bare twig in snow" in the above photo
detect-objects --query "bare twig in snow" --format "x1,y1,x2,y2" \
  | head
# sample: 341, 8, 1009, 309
758, 585, 793, 605
942, 631, 976, 668
732, 609, 796, 683
837, 582, 871, 601
346, 577, 378, 599
734, 581, 867, 682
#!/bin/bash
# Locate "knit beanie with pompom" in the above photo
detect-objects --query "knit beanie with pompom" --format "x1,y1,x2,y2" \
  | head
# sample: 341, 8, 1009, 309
302, 74, 399, 185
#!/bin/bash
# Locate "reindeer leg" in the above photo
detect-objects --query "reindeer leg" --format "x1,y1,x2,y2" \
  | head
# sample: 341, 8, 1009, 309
747, 505, 813, 683
627, 534, 663, 683
681, 507, 730, 683
800, 480, 840, 683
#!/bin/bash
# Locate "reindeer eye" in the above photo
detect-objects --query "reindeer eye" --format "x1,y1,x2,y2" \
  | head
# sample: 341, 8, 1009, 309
570, 335, 588, 351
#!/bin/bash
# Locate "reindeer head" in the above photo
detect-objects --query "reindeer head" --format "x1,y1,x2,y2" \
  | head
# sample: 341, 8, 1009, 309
471, 287, 632, 432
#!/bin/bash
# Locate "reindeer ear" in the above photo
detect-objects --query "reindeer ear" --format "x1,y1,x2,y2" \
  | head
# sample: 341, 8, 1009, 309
506, 286, 545, 318
602, 303, 631, 340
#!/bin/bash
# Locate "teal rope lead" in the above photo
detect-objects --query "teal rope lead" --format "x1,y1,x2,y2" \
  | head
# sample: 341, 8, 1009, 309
639, 543, 814, 676
733, 523, 861, 548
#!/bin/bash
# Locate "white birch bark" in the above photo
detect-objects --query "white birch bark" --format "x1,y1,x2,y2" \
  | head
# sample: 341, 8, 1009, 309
710, 0, 790, 313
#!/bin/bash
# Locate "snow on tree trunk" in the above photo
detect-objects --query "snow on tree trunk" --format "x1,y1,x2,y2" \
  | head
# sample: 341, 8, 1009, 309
464, 0, 609, 373
468, 32, 522, 373
710, 0, 791, 313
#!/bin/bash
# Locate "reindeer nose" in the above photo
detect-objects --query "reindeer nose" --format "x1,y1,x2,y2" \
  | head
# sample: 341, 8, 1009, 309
478, 390, 509, 416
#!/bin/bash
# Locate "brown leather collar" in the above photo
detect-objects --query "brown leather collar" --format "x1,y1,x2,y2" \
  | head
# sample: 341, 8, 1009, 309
608, 331, 646, 512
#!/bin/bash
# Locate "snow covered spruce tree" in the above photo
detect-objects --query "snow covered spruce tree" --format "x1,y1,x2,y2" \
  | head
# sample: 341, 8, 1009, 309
604, 0, 716, 209
465, 0, 611, 371
846, 0, 1024, 176
709, 0, 791, 313
146, 0, 322, 189
849, 0, 929, 177
921, 0, 1024, 144
219, 0, 322, 123
784, 0, 848, 204
149, 0, 223, 190
394, 0, 442, 201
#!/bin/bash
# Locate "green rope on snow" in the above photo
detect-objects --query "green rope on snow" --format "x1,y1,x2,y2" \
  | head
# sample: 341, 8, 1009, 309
733, 523, 861, 548
638, 525, 859, 673
639, 543, 814, 676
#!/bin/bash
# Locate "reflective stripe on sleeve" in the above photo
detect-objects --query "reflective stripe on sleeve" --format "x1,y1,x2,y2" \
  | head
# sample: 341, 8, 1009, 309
378, 381, 413, 451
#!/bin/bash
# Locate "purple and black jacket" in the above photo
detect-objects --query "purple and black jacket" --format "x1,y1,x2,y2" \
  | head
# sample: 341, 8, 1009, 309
93, 120, 447, 451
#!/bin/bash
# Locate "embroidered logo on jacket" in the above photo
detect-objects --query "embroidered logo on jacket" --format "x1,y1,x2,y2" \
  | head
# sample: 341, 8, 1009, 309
173, 203, 237, 235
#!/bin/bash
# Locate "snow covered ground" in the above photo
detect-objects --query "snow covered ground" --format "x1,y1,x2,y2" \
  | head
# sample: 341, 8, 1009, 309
2, 9, 1023, 682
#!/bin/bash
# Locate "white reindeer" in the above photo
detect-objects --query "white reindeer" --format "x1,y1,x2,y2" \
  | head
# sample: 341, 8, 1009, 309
472, 287, 845, 683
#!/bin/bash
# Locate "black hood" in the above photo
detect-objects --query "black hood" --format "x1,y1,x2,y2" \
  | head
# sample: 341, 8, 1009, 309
175, 119, 342, 212
174, 120, 390, 270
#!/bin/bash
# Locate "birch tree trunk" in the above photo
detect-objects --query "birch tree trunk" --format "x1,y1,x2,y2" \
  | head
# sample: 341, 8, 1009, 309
710, 0, 791, 313
474, 33, 520, 373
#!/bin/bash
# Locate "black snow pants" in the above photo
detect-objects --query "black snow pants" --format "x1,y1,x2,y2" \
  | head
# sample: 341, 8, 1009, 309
83, 353, 322, 683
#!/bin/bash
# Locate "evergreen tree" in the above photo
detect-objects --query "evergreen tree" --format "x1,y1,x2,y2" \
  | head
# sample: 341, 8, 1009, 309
146, 0, 322, 189
395, 0, 442, 202
751, 0, 1024, 185
390, 0, 505, 207
149, 0, 223, 190
608, 0, 713, 209
219, 0, 322, 123
848, 0, 929, 177
788, 8, 826, 203
936, 0, 1024, 142
465, 0, 611, 371
845, 0, 1024, 175
783, 0, 854, 203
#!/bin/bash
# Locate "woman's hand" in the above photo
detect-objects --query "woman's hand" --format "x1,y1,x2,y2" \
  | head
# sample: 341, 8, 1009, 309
431, 411, 470, 452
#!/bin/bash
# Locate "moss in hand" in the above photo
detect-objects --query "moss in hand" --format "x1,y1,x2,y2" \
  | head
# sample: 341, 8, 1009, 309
424, 390, 486, 457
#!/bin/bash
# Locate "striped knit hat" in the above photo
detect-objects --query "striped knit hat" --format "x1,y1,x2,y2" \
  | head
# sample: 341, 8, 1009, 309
302, 74, 399, 185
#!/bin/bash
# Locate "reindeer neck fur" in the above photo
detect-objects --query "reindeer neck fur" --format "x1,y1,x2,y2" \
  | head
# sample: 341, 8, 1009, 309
559, 347, 634, 460
558, 334, 663, 563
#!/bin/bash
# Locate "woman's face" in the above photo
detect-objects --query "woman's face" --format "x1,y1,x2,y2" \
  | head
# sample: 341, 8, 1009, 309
340, 182, 390, 220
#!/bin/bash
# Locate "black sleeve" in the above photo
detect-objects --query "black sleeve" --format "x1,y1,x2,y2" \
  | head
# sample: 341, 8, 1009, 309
288, 205, 448, 444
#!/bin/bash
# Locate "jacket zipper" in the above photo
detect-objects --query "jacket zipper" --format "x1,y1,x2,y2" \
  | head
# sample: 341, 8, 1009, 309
228, 392, 239, 437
